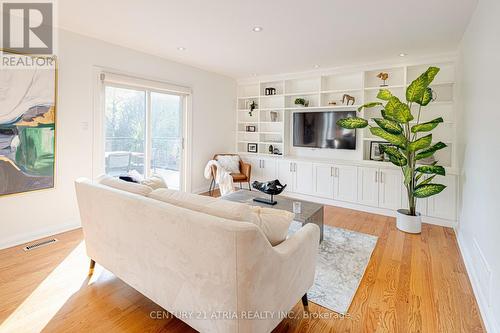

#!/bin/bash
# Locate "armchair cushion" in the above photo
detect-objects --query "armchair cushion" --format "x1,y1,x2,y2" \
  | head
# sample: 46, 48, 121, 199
216, 155, 240, 174
230, 173, 248, 181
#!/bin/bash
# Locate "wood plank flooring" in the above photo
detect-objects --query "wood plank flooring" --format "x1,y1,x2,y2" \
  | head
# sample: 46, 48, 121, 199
0, 201, 485, 332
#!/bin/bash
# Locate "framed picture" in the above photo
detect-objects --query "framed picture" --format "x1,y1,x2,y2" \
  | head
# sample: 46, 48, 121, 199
246, 125, 256, 132
0, 52, 57, 197
370, 141, 392, 161
247, 143, 258, 153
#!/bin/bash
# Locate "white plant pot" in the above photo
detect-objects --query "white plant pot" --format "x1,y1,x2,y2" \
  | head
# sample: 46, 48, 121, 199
396, 209, 421, 234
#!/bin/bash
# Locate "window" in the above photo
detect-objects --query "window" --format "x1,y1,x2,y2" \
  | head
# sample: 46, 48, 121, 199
95, 72, 191, 190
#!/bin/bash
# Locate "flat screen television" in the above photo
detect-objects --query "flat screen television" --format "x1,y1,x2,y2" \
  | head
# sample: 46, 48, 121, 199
293, 111, 357, 150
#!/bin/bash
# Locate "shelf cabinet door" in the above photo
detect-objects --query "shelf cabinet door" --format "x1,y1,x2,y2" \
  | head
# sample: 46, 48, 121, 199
244, 157, 262, 182
260, 158, 277, 181
294, 161, 314, 195
357, 167, 379, 207
313, 163, 334, 199
378, 169, 402, 210
427, 175, 457, 220
277, 160, 295, 193
334, 165, 358, 203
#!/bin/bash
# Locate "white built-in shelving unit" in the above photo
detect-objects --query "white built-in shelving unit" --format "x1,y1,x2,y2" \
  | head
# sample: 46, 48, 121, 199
236, 60, 457, 169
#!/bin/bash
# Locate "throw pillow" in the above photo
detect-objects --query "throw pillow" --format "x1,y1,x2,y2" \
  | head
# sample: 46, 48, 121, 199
216, 155, 240, 174
141, 174, 168, 190
97, 175, 153, 196
250, 206, 294, 246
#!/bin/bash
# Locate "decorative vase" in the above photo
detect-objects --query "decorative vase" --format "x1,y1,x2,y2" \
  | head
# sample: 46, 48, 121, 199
396, 209, 421, 234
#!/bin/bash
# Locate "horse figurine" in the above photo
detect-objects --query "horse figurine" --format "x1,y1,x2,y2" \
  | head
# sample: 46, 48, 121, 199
342, 94, 355, 106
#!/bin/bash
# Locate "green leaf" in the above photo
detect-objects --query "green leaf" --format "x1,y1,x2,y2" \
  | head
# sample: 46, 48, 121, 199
406, 67, 440, 103
385, 96, 413, 123
370, 127, 407, 147
381, 109, 397, 122
357, 102, 383, 112
413, 183, 446, 198
336, 117, 368, 129
394, 102, 414, 123
416, 165, 446, 176
411, 117, 443, 133
380, 145, 407, 166
417, 87, 434, 106
373, 118, 403, 134
415, 141, 447, 160
417, 175, 436, 187
408, 134, 432, 152
377, 89, 393, 101
416, 172, 424, 182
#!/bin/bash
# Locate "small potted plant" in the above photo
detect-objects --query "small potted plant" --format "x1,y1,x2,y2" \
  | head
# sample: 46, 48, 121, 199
336, 67, 446, 234
294, 98, 309, 107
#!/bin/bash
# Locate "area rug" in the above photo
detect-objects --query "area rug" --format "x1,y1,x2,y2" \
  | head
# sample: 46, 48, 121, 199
288, 221, 378, 314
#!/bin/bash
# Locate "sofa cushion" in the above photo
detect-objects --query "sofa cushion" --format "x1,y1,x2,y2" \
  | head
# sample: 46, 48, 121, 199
216, 155, 240, 174
147, 188, 253, 222
147, 188, 293, 246
97, 175, 153, 196
250, 206, 294, 246
147, 188, 218, 207
141, 174, 168, 190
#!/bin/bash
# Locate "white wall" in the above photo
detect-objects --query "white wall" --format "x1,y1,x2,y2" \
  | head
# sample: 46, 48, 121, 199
0, 29, 236, 249
457, 0, 500, 331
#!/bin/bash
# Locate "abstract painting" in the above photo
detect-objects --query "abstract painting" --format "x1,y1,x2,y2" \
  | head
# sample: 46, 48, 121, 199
0, 53, 57, 196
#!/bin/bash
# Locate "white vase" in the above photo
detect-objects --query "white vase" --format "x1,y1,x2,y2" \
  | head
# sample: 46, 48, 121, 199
396, 209, 421, 234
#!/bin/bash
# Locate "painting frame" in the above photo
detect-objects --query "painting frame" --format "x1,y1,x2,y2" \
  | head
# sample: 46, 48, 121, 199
0, 49, 58, 198
247, 143, 258, 153
369, 141, 391, 162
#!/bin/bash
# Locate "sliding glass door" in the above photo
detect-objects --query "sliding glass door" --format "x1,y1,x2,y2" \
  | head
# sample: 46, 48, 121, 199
151, 92, 183, 190
103, 84, 184, 190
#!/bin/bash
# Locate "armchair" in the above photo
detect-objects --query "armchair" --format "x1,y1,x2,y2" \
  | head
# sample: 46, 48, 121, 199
209, 154, 251, 195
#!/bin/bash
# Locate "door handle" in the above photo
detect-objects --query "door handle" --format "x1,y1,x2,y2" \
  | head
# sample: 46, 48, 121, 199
331, 167, 334, 177
380, 172, 384, 183
294, 163, 297, 172
375, 171, 378, 183
262, 160, 265, 168
290, 162, 293, 172
335, 167, 339, 177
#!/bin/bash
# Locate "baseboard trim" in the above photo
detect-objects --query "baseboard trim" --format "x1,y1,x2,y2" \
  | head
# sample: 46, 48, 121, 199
0, 222, 81, 250
455, 228, 498, 333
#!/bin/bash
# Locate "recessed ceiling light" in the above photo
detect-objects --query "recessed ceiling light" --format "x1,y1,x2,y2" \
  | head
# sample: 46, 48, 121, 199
177, 47, 186, 51
399, 53, 407, 57
251, 73, 258, 77
252, 26, 263, 32
314, 64, 320, 69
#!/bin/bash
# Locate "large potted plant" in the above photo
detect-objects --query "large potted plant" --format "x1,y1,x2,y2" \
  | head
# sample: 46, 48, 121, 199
337, 67, 446, 233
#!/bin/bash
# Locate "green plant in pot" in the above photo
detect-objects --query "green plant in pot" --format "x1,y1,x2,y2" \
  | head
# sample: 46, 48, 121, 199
336, 67, 446, 233
294, 98, 309, 107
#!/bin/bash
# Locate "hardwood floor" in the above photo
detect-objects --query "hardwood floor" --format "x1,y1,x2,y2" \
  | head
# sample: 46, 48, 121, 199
0, 203, 485, 332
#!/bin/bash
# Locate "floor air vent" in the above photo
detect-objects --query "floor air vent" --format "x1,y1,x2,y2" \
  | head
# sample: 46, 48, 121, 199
23, 238, 58, 251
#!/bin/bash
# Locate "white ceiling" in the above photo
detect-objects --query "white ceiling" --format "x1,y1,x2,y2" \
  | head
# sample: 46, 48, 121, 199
58, 0, 477, 79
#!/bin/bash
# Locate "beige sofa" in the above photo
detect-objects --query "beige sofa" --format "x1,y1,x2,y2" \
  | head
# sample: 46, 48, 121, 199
75, 178, 320, 333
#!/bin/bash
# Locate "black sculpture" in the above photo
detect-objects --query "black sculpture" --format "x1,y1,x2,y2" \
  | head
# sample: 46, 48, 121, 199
252, 179, 287, 205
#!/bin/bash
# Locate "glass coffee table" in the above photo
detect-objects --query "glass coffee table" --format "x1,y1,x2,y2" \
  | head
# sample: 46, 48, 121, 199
222, 190, 324, 242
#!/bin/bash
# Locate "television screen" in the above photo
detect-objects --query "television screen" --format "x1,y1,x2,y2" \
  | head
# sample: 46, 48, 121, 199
293, 111, 357, 150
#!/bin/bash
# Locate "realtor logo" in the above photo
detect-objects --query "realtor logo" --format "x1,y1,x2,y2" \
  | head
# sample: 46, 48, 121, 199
2, 2, 53, 54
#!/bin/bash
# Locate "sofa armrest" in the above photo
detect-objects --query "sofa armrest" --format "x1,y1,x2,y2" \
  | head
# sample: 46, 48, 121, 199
240, 161, 251, 180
